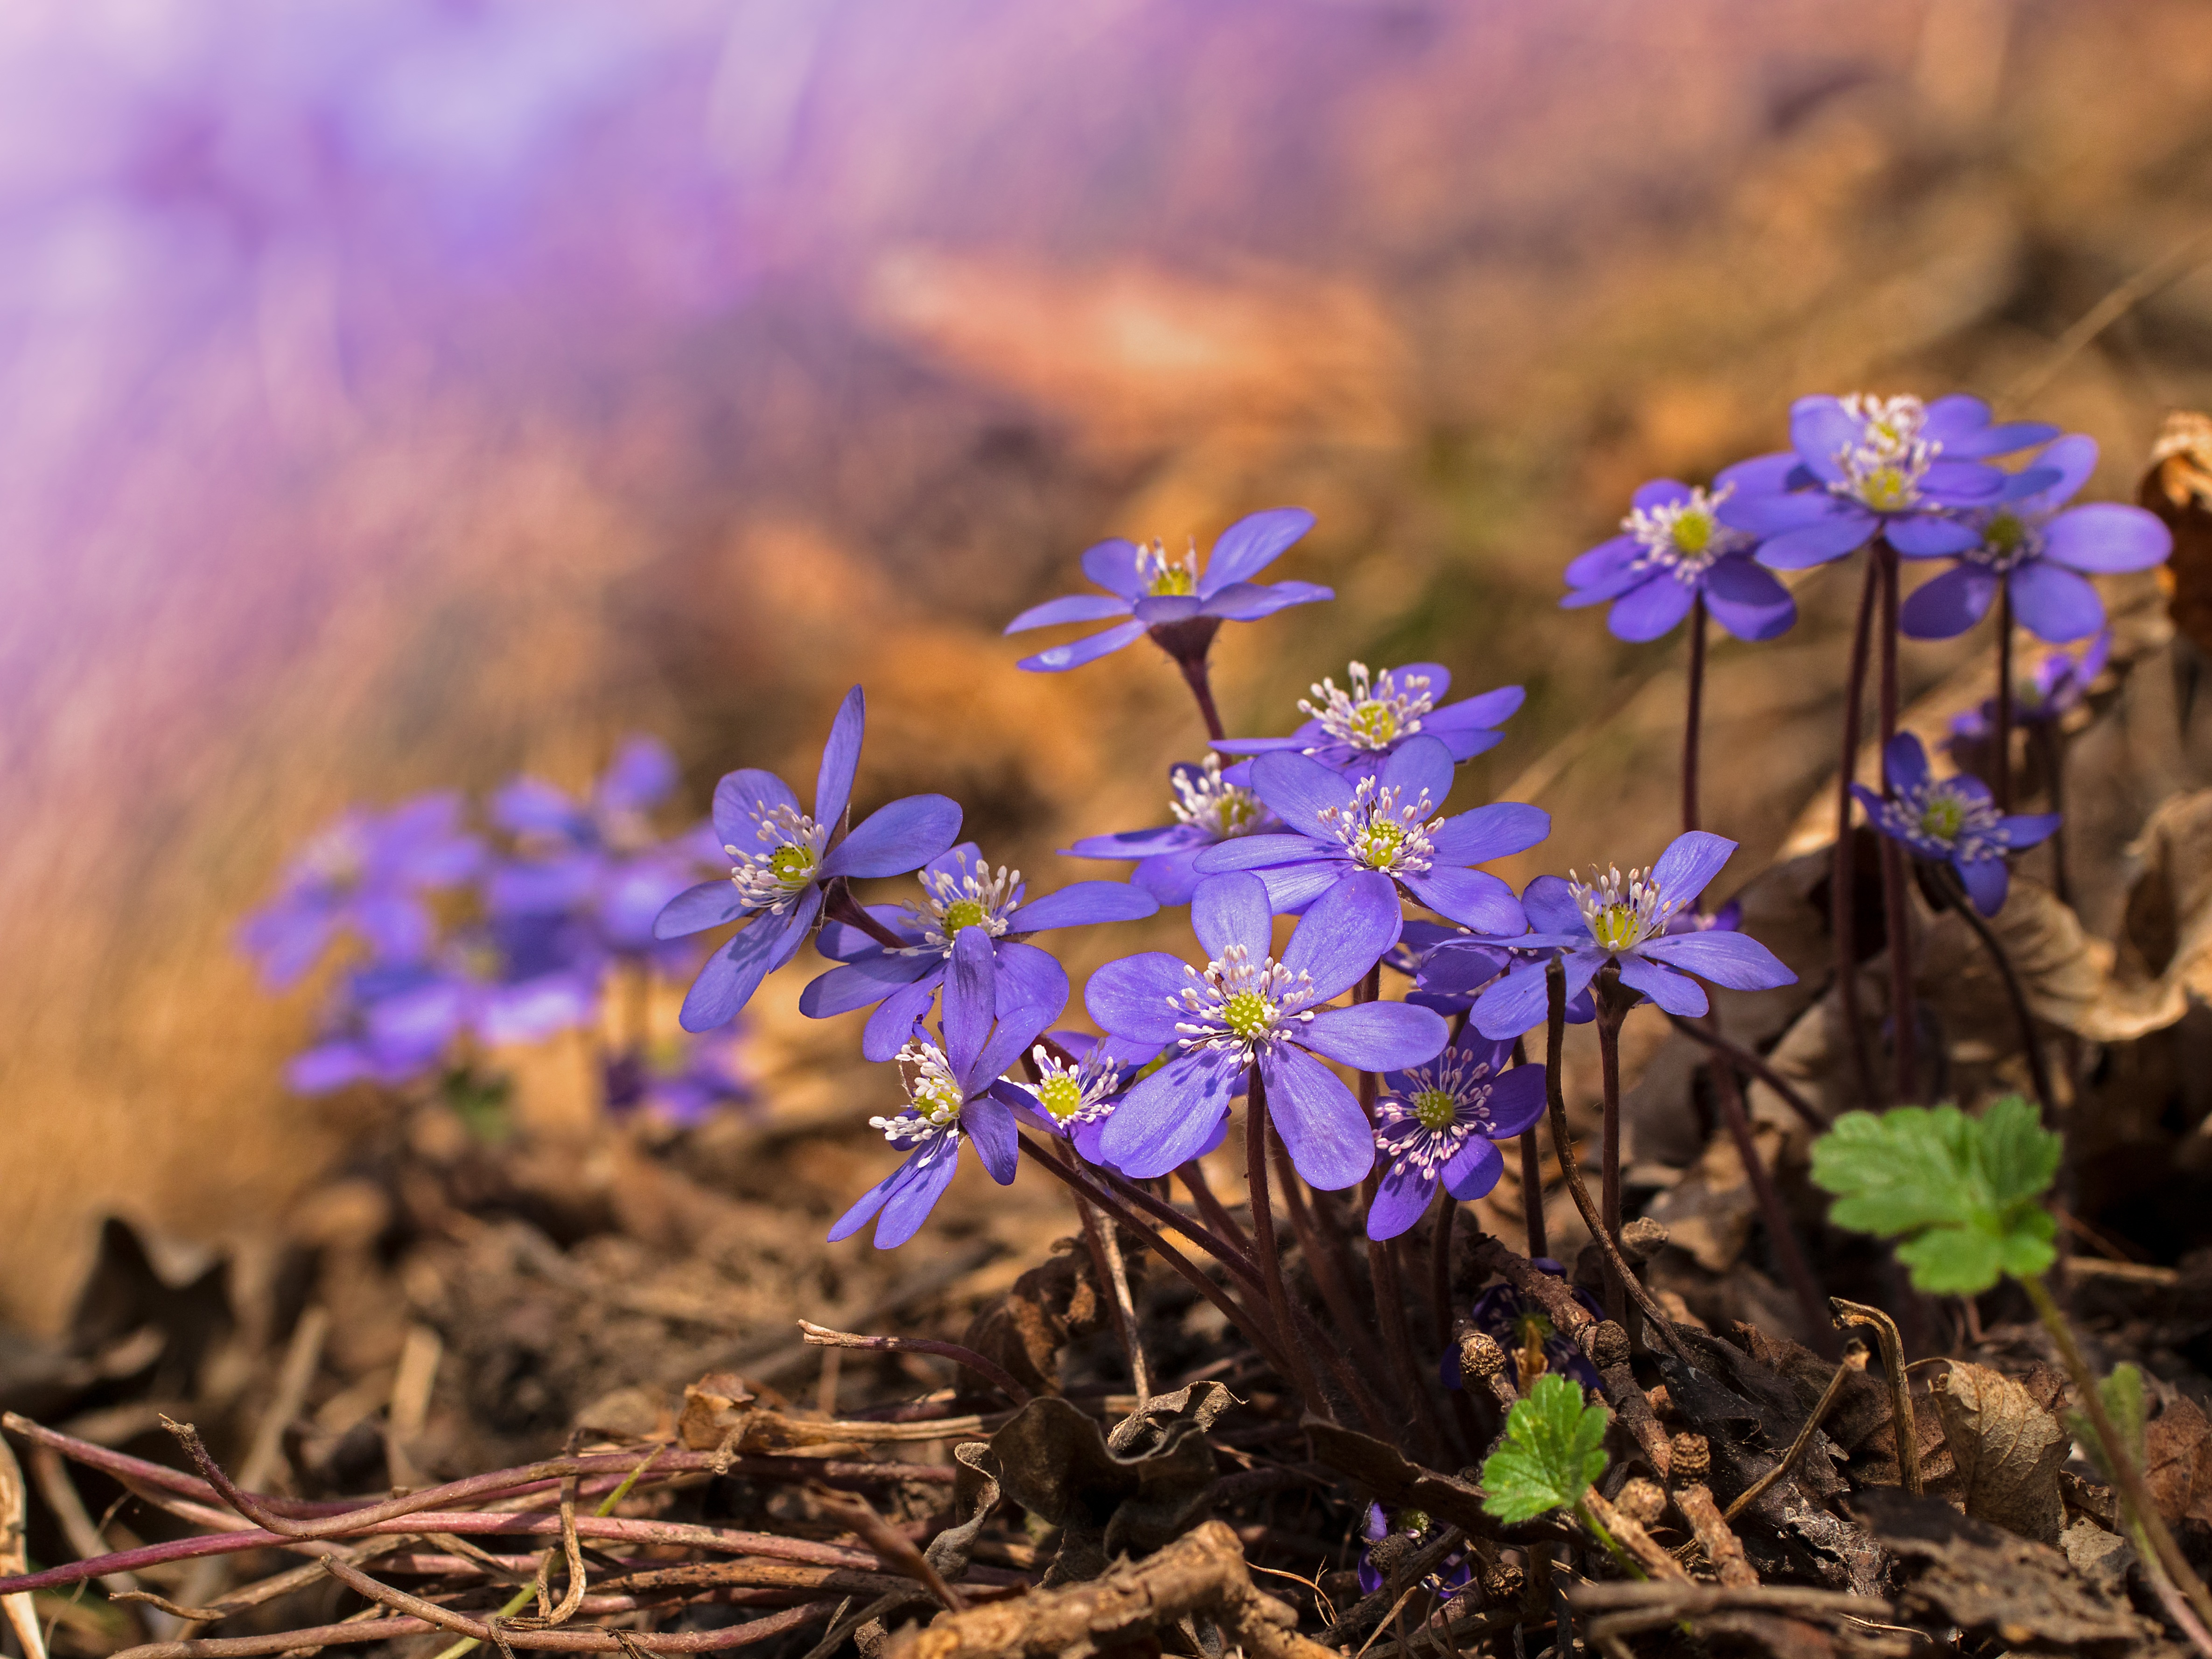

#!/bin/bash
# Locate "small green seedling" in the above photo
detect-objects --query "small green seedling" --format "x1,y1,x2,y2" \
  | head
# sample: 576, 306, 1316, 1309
1807, 1095, 2059, 1295
1481, 1372, 1611, 1523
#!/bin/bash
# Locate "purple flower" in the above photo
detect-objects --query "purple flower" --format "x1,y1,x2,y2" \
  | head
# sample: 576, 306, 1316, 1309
802, 842, 1157, 1061
1442, 1271, 1604, 1395
288, 960, 471, 1094
1356, 1504, 1473, 1599
607, 1028, 756, 1127
1852, 733, 2059, 917
1720, 394, 2059, 570
1005, 509, 1332, 672
1087, 871, 1449, 1189
1365, 1033, 1547, 1240
240, 793, 483, 988
828, 931, 1045, 1249
1562, 475, 1797, 642
470, 911, 605, 1045
1948, 630, 2111, 751
1065, 756, 1283, 906
987, 1031, 1137, 1166
488, 735, 719, 972
1899, 436, 2172, 643
1416, 932, 1596, 1025
653, 687, 963, 1032
1214, 661, 1523, 781
1192, 734, 1546, 932
1468, 833, 1796, 1039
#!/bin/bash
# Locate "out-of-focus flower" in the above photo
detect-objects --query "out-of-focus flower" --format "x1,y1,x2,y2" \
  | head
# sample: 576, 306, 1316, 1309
606, 1027, 757, 1127
801, 843, 1154, 1061
1467, 833, 1795, 1038
1215, 661, 1523, 781
240, 793, 483, 988
1720, 394, 2058, 569
1193, 732, 1546, 927
655, 687, 962, 1031
828, 932, 1043, 1249
1898, 436, 2172, 643
1087, 871, 1447, 1189
1066, 756, 1281, 906
1366, 1033, 1547, 1240
1441, 1270, 1604, 1395
469, 912, 604, 1046
1004, 509, 1331, 672
288, 960, 472, 1094
1947, 632, 2112, 756
1852, 733, 2059, 916
1355, 1504, 1473, 1598
1562, 476, 1795, 642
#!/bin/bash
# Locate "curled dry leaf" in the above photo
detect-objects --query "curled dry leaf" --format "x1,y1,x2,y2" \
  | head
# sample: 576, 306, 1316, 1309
2141, 409, 2212, 661
1927, 1361, 2068, 1546
2142, 1391, 2212, 1526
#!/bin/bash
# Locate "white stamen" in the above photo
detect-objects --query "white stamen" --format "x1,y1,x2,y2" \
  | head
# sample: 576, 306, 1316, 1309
1568, 863, 1687, 954
869, 1037, 966, 1150
899, 856, 1022, 956
1027, 1043, 1120, 1128
1300, 662, 1433, 754
727, 803, 830, 913
1879, 775, 2011, 860
1170, 944, 1319, 1053
1316, 777, 1442, 875
1829, 393, 1940, 512
1171, 755, 1267, 841
1374, 1049, 1502, 1176
1137, 538, 1200, 598
1623, 483, 1748, 582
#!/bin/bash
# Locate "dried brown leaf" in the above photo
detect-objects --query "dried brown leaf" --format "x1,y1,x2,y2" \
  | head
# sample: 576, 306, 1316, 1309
2142, 1392, 2212, 1526
1928, 1360, 2068, 1545
2141, 410, 2212, 660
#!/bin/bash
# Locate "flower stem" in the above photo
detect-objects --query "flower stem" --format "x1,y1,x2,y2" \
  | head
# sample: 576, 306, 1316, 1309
1875, 539, 1921, 1103
820, 879, 908, 952
1594, 968, 1631, 1326
1932, 865, 2058, 1121
1995, 586, 2015, 814
2037, 721, 2073, 910
1834, 557, 1882, 1106
1148, 617, 1228, 742
1683, 591, 1707, 835
2020, 1272, 2212, 1639
1245, 1069, 1331, 1416
1272, 1136, 1376, 1349
1516, 1027, 1547, 1259
1703, 1039, 1835, 1356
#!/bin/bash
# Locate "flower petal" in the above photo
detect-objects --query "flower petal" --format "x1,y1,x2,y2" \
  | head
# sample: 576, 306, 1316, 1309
1086, 952, 1198, 1044
1758, 512, 1877, 568
1081, 538, 1147, 597
1280, 869, 1403, 1001
2008, 560, 2105, 644
1191, 870, 1276, 962
1007, 881, 1160, 934
1260, 1046, 1376, 1191
1424, 684, 1526, 733
813, 687, 866, 826
1098, 1050, 1244, 1177
1899, 563, 1999, 639
1440, 1135, 1505, 1203
1563, 534, 1639, 590
653, 879, 745, 940
942, 928, 996, 1079
679, 893, 817, 1031
1616, 953, 1708, 1016
1203, 579, 1333, 620
1192, 834, 1329, 873
1253, 861, 1351, 915
1995, 812, 2061, 852
1134, 594, 1203, 625
1481, 1063, 1548, 1138
1920, 459, 2004, 503
1701, 558, 1798, 641
1400, 866, 1526, 933
1302, 1001, 1452, 1071
1251, 751, 1358, 838
1650, 831, 1736, 908
963, 1092, 1022, 1184
1201, 507, 1316, 593
1018, 620, 1149, 672
2006, 434, 2096, 514
1379, 733, 1456, 807
861, 975, 941, 1062
1637, 929, 1797, 991
822, 794, 965, 879
1428, 802, 1550, 866
1521, 874, 1584, 936
2041, 503, 2173, 574
1881, 730, 1932, 795
827, 1153, 910, 1242
1887, 514, 1981, 558
712, 768, 800, 848
797, 950, 935, 1017
1714, 451, 1804, 495
1607, 574, 1697, 641
871, 1145, 963, 1247
1134, 849, 1205, 906
1365, 1159, 1436, 1240
1472, 951, 1603, 1040
1957, 853, 2009, 917
1006, 592, 1133, 634
1720, 490, 1845, 533
1788, 397, 1857, 484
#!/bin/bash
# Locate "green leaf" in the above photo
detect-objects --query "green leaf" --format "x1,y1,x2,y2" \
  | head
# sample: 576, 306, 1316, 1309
1808, 1097, 2060, 1296
2069, 1363, 2147, 1487
1479, 1373, 1609, 1524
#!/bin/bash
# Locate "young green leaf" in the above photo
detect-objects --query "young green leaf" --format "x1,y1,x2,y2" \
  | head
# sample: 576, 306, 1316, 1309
1808, 1097, 2060, 1295
2068, 1363, 2147, 1488
1479, 1372, 1610, 1524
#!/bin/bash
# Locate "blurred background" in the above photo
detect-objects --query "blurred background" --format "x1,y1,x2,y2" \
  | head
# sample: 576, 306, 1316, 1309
6, 0, 2212, 1336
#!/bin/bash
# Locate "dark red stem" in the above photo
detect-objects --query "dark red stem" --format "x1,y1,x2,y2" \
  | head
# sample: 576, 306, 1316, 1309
1875, 540, 1920, 1102
1684, 590, 1707, 834
1835, 555, 1881, 1106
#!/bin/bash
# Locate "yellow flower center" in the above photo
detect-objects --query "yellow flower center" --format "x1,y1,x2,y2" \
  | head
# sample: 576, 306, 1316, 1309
1348, 700, 1400, 749
1222, 990, 1273, 1040
1147, 564, 1196, 596
769, 844, 816, 884
1036, 1075, 1084, 1122
1590, 904, 1641, 953
1919, 797, 1965, 841
1671, 509, 1714, 555
1354, 817, 1406, 869
941, 898, 987, 936
1858, 465, 1911, 512
1411, 1088, 1457, 1132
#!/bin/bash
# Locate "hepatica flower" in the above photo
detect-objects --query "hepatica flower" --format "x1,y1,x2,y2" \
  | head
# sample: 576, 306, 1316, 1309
654, 687, 962, 1031
289, 960, 472, 1094
802, 843, 1157, 1061
1853, 733, 2058, 916
1005, 508, 1332, 672
1469, 833, 1795, 1039
240, 793, 483, 988
1366, 1032, 1547, 1240
989, 1031, 1133, 1165
1066, 755, 1282, 906
1899, 436, 2172, 643
1088, 871, 1448, 1189
1194, 733, 1547, 930
1443, 1273, 1603, 1395
1948, 630, 2110, 752
1722, 394, 2058, 569
605, 1028, 756, 1127
828, 932, 1043, 1249
1562, 476, 1796, 642
1216, 661, 1524, 781
1356, 1505, 1473, 1598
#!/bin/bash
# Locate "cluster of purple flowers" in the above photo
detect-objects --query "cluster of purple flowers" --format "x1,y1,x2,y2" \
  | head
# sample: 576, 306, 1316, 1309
241, 737, 753, 1125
